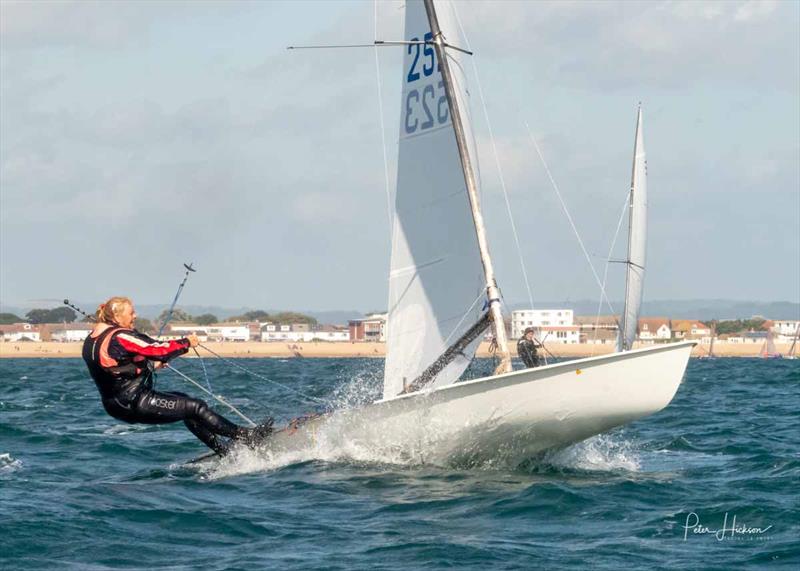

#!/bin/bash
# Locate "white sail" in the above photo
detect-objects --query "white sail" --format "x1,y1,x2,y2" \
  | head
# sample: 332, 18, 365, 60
383, 0, 485, 399
618, 107, 648, 352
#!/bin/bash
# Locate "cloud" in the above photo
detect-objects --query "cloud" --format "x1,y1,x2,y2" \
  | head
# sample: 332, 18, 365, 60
458, 0, 798, 92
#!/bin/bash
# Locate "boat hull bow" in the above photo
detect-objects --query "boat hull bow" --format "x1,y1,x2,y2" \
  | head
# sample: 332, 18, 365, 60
264, 342, 695, 467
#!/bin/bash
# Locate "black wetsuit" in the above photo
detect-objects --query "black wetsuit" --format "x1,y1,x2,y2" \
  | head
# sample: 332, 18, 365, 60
83, 326, 251, 454
517, 337, 541, 368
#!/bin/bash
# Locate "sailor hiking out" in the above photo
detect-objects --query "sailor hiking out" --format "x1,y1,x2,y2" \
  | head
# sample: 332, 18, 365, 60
82, 296, 271, 455
516, 327, 542, 369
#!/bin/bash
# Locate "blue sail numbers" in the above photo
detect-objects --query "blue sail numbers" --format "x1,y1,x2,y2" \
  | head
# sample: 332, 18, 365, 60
404, 32, 449, 135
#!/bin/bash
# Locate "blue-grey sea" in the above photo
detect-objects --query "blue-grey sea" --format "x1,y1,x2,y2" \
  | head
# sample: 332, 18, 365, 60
1, 356, 798, 570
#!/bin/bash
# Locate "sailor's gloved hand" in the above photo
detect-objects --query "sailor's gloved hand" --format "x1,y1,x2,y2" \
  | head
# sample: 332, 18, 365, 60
187, 333, 199, 348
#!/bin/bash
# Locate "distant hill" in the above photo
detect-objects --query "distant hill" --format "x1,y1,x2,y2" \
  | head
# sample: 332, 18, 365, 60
1, 299, 797, 324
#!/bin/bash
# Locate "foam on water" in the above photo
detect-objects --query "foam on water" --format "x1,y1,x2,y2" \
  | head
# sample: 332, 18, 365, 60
542, 433, 641, 472
0, 452, 23, 475
200, 410, 643, 480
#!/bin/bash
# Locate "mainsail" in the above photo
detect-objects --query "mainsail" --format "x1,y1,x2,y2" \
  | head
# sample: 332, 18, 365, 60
618, 107, 648, 352
383, 0, 490, 399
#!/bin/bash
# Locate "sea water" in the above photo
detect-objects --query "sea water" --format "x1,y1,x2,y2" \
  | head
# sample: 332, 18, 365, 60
1, 357, 797, 570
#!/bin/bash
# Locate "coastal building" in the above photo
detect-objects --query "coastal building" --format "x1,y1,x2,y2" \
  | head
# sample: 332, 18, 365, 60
771, 320, 799, 342
743, 331, 768, 344
671, 320, 711, 340
536, 325, 580, 345
0, 323, 41, 342
511, 309, 574, 339
167, 322, 251, 342
349, 313, 387, 342
574, 315, 619, 332
262, 324, 349, 342
162, 329, 210, 343
582, 329, 618, 345
637, 318, 671, 343
50, 323, 93, 342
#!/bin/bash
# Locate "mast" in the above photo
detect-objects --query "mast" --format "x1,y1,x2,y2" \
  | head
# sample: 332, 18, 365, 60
789, 323, 799, 357
619, 105, 644, 352
422, 0, 512, 374
708, 323, 716, 357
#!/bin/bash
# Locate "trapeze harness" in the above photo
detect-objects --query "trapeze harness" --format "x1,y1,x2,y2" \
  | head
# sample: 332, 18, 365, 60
82, 326, 252, 454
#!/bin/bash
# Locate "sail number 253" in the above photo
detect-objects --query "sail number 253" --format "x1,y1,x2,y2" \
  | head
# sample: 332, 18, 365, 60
405, 32, 449, 135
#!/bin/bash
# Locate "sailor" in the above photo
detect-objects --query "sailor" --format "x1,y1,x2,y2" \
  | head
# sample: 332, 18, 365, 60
517, 327, 542, 368
82, 296, 271, 455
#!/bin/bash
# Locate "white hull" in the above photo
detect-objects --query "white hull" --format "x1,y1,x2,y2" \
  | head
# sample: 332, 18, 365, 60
263, 342, 695, 467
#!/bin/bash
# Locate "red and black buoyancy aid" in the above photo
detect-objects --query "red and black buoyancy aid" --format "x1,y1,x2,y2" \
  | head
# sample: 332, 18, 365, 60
82, 326, 151, 402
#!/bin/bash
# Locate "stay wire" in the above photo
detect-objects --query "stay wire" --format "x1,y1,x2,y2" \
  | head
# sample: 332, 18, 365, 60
591, 194, 629, 354
198, 343, 326, 406
373, 0, 393, 234
451, 4, 536, 313
165, 364, 256, 427
524, 122, 617, 316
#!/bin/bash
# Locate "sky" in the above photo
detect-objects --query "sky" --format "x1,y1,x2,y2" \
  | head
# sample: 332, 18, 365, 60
1, 0, 798, 312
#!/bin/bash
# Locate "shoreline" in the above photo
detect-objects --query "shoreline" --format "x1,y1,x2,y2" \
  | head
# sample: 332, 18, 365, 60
0, 341, 792, 359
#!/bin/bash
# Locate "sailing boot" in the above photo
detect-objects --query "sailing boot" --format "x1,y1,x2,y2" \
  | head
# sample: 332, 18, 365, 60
238, 418, 275, 449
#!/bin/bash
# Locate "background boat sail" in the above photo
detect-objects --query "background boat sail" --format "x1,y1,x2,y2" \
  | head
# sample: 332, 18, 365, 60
617, 107, 648, 352
260, 0, 696, 466
759, 330, 782, 359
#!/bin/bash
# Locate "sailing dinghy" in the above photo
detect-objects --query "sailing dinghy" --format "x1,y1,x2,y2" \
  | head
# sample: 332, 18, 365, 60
259, 0, 695, 466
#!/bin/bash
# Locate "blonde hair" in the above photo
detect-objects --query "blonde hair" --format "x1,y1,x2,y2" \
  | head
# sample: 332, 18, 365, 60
96, 296, 133, 325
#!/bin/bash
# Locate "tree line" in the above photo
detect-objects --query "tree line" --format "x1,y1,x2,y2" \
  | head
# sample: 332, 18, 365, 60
1, 307, 317, 328
709, 318, 768, 335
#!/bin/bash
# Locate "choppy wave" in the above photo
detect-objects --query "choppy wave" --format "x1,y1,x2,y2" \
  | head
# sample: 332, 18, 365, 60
1, 357, 798, 570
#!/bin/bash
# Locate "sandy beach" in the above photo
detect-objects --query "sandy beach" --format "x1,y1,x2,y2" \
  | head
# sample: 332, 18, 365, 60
0, 340, 792, 359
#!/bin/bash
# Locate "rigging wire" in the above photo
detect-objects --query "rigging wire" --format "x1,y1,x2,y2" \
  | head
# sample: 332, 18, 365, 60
523, 122, 617, 317
198, 343, 326, 406
165, 364, 256, 427
373, 0, 393, 234
451, 4, 536, 315
590, 194, 629, 356
441, 290, 487, 348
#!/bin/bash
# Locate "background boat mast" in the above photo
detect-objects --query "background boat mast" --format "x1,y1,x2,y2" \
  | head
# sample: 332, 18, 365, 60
422, 0, 512, 373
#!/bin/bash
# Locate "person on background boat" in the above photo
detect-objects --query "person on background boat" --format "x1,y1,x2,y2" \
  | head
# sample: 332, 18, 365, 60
82, 296, 271, 455
517, 327, 541, 369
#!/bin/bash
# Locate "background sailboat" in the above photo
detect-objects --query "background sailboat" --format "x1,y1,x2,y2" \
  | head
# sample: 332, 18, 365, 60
617, 107, 647, 353
759, 329, 782, 359
264, 0, 695, 467
786, 326, 799, 359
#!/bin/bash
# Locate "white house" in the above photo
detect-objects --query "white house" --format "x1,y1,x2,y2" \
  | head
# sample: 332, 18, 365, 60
536, 325, 580, 345
0, 323, 41, 342
168, 322, 251, 342
771, 320, 799, 342
583, 329, 618, 345
262, 324, 350, 342
51, 323, 93, 342
162, 329, 210, 343
511, 309, 574, 339
671, 320, 711, 340
637, 318, 671, 342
